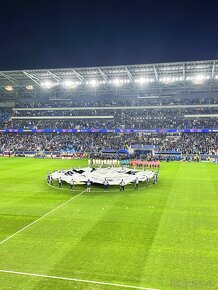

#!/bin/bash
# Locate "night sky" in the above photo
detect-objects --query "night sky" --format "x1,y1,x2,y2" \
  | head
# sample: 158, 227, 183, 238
0, 0, 218, 70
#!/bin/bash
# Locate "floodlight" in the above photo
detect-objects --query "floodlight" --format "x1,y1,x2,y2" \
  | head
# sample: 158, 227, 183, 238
5, 86, 13, 91
87, 79, 99, 87
41, 80, 55, 89
135, 77, 147, 85
26, 85, 34, 90
112, 78, 124, 86
62, 80, 78, 89
192, 75, 208, 84
159, 76, 183, 84
160, 77, 173, 84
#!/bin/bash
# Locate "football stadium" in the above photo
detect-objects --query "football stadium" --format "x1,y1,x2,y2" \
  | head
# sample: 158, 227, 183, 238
0, 60, 218, 290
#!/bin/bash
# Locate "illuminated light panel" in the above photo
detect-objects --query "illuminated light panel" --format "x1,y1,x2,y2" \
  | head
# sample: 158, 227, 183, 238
192, 75, 210, 84
109, 78, 130, 86
62, 80, 80, 89
41, 80, 56, 89
112, 78, 124, 86
159, 76, 183, 83
136, 77, 147, 85
135, 77, 155, 84
5, 86, 13, 91
86, 79, 99, 87
26, 85, 34, 90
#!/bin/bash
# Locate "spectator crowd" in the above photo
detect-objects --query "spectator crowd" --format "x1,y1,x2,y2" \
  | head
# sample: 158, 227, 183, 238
0, 132, 217, 155
0, 96, 217, 156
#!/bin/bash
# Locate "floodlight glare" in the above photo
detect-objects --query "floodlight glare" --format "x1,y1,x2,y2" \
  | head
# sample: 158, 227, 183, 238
26, 85, 34, 90
135, 77, 155, 84
135, 77, 147, 85
5, 86, 13, 91
159, 76, 183, 84
192, 75, 208, 84
87, 79, 99, 87
112, 78, 123, 86
41, 80, 54, 89
160, 77, 173, 84
62, 80, 78, 89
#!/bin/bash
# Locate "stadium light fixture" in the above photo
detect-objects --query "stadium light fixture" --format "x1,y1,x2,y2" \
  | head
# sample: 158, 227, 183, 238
160, 77, 173, 84
111, 78, 127, 86
26, 85, 34, 90
62, 80, 79, 89
135, 77, 147, 85
159, 76, 183, 84
192, 75, 209, 84
135, 77, 155, 84
5, 86, 13, 91
41, 80, 56, 89
86, 79, 99, 87
113, 79, 123, 86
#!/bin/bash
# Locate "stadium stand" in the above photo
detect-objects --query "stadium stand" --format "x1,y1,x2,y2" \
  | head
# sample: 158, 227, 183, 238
0, 60, 218, 160
0, 132, 217, 156
1, 98, 218, 129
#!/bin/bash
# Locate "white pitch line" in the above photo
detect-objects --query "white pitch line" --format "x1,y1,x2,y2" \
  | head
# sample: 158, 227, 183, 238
0, 269, 159, 290
0, 189, 87, 246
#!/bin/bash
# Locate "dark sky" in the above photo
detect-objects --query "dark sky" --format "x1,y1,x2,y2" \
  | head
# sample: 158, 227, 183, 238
0, 0, 218, 70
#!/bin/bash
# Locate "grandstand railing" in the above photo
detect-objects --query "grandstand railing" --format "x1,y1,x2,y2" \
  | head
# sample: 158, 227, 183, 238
10, 116, 114, 120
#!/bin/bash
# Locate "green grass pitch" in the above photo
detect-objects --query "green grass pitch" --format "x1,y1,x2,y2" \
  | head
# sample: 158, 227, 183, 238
0, 157, 217, 290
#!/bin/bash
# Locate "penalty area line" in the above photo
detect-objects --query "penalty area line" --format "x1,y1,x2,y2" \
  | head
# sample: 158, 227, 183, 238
0, 269, 159, 290
0, 189, 87, 246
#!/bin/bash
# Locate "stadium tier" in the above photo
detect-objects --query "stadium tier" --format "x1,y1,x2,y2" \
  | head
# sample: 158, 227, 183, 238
1, 98, 218, 129
0, 133, 217, 158
0, 60, 218, 158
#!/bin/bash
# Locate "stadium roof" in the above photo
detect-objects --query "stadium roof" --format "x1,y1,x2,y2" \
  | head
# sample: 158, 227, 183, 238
0, 59, 218, 100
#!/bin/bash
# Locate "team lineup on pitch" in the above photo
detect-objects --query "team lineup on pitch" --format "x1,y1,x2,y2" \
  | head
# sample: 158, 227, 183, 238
47, 165, 158, 192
